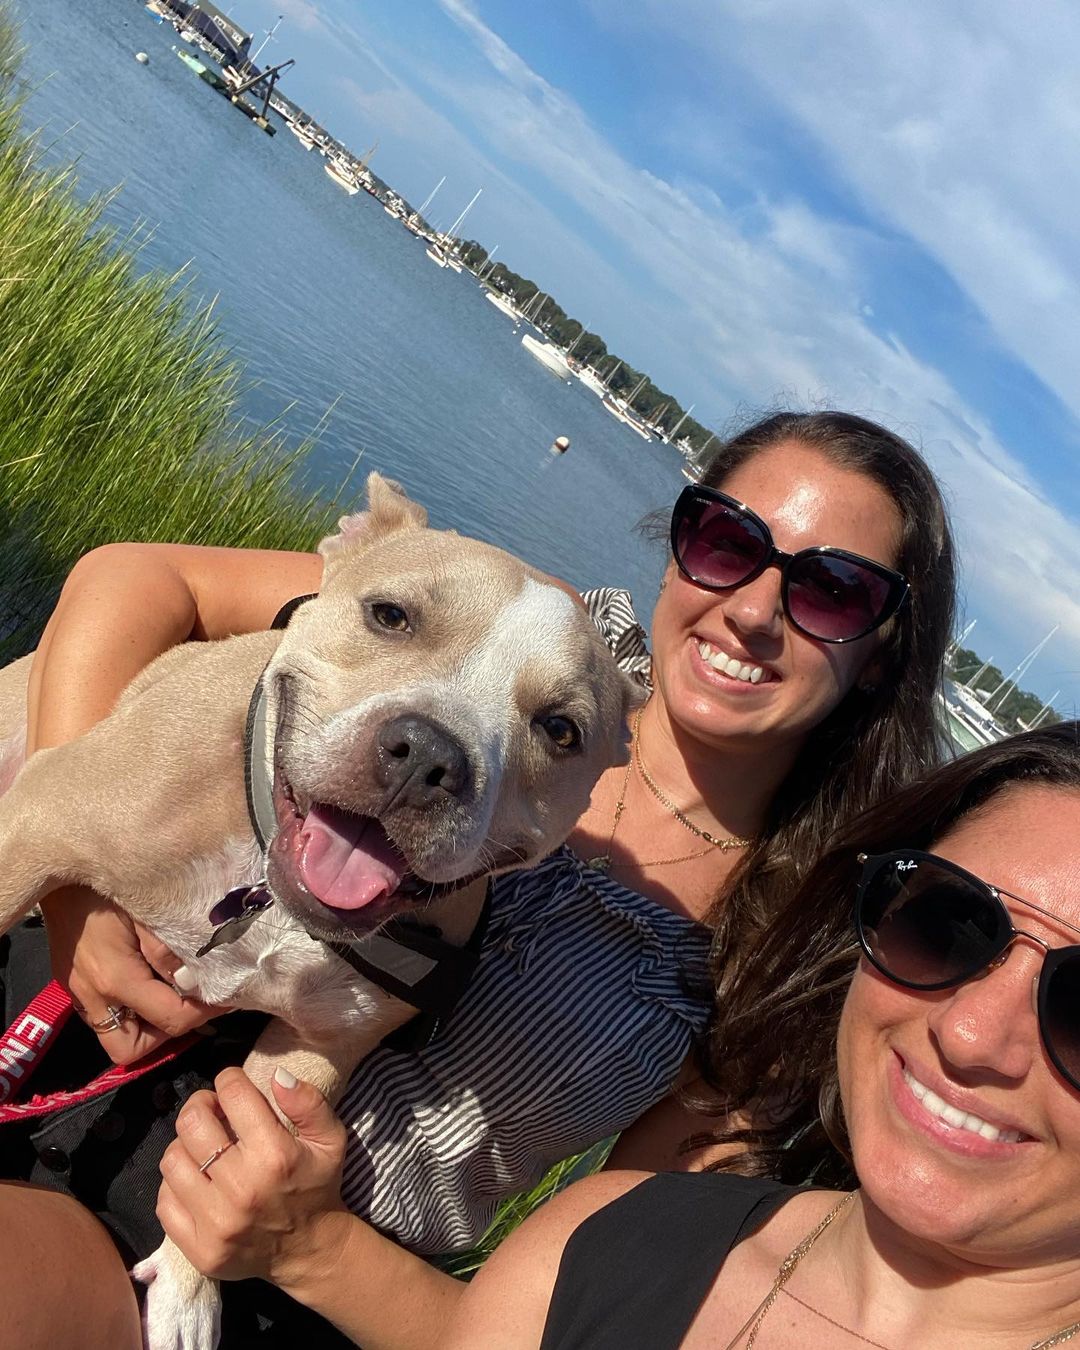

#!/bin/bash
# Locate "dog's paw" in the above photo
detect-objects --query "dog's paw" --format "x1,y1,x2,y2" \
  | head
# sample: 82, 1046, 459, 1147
133, 1246, 221, 1350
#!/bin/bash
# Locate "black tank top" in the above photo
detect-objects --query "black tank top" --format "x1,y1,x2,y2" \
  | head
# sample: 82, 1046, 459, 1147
540, 1172, 796, 1350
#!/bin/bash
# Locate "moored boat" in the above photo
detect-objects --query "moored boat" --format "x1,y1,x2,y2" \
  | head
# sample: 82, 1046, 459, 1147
287, 119, 316, 150
325, 157, 360, 195
576, 365, 608, 398
522, 334, 572, 379
485, 289, 520, 320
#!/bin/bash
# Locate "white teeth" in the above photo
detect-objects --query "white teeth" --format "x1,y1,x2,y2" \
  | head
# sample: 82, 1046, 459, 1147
697, 642, 765, 684
902, 1068, 1022, 1144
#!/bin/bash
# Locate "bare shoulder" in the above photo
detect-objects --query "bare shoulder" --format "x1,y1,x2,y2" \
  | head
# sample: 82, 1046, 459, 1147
443, 1172, 654, 1349
491, 1169, 656, 1271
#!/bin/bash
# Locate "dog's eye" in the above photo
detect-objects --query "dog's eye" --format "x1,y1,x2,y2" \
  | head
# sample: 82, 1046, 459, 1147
371, 602, 411, 633
538, 715, 581, 751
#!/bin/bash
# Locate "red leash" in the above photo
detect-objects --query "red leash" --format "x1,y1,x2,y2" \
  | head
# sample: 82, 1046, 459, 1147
0, 980, 197, 1123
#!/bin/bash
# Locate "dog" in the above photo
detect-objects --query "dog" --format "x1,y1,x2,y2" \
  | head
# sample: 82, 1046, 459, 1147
0, 474, 640, 1350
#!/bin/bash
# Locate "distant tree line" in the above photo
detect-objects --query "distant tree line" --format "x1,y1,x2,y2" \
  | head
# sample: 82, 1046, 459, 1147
947, 645, 1060, 733
455, 240, 717, 454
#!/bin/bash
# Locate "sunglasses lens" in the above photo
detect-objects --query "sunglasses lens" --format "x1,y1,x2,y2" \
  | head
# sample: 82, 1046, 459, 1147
787, 553, 894, 642
674, 497, 768, 589
858, 856, 1010, 989
1042, 952, 1080, 1090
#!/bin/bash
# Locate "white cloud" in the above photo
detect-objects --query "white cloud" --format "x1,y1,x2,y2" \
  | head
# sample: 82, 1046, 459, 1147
619, 0, 1080, 428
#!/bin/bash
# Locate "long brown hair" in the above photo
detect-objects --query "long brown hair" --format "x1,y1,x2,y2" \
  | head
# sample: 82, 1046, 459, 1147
691, 412, 956, 1001
699, 721, 1080, 1185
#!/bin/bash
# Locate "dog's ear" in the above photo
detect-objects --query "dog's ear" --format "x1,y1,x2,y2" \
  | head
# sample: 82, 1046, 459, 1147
318, 473, 428, 568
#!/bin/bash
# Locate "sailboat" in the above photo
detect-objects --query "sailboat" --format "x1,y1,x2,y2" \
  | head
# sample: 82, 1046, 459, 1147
941, 625, 1059, 749
427, 189, 482, 270
521, 334, 572, 379
520, 322, 589, 381
404, 176, 444, 236
325, 155, 361, 194
603, 375, 653, 439
287, 116, 317, 150
578, 357, 618, 399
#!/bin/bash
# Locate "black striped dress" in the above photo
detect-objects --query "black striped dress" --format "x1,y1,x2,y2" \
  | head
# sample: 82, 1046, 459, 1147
336, 590, 713, 1255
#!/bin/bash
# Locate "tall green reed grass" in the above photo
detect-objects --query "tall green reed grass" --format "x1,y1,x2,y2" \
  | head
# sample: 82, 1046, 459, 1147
0, 11, 344, 660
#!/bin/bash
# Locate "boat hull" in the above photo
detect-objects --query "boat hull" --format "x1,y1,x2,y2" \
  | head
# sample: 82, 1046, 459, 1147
521, 334, 571, 379
325, 162, 360, 194
485, 290, 520, 320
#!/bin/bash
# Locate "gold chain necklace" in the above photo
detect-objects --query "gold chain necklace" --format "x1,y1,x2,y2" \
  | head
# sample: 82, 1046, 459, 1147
726, 1192, 855, 1349
585, 708, 753, 872
725, 1190, 1080, 1350
633, 709, 754, 851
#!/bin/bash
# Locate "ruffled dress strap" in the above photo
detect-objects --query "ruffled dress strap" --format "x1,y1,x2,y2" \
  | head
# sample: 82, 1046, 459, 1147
581, 587, 652, 688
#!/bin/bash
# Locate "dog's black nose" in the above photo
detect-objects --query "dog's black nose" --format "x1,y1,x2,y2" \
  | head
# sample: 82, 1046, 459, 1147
376, 715, 472, 804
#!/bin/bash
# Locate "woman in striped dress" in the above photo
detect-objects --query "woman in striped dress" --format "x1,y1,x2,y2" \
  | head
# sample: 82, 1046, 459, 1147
1, 411, 956, 1347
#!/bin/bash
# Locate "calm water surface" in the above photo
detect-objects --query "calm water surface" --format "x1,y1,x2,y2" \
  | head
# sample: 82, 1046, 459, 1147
11, 0, 684, 607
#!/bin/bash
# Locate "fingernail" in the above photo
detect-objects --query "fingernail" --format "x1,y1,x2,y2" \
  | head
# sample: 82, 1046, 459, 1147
274, 1066, 298, 1089
173, 966, 197, 993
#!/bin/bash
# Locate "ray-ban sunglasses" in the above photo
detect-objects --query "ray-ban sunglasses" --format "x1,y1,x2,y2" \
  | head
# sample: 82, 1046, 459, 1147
670, 485, 910, 644
855, 849, 1080, 1093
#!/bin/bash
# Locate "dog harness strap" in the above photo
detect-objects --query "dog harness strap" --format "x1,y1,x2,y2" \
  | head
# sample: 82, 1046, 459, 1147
327, 891, 493, 1050
0, 980, 199, 1122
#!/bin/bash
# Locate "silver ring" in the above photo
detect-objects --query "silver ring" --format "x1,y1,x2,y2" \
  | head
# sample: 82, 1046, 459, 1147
198, 1140, 237, 1174
90, 1004, 135, 1033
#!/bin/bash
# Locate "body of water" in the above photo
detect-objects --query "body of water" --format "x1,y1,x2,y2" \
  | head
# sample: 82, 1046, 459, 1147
11, 0, 684, 608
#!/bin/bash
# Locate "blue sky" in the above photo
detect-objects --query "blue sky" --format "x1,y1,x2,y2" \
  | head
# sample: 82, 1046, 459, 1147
231, 0, 1079, 709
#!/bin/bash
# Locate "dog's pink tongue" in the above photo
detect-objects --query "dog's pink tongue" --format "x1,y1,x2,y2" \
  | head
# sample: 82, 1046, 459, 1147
299, 805, 407, 909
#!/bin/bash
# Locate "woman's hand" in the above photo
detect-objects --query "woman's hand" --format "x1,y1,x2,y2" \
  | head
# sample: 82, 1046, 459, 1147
157, 1067, 349, 1292
42, 886, 218, 1064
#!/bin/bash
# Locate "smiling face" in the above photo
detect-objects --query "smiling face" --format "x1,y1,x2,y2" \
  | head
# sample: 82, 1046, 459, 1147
257, 475, 637, 940
650, 440, 903, 755
839, 785, 1080, 1266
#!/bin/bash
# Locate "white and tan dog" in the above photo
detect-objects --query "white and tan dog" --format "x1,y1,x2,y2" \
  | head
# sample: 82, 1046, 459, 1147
0, 474, 639, 1350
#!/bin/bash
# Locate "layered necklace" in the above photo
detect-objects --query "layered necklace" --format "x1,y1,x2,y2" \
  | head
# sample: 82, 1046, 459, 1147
585, 707, 754, 873
725, 1190, 1080, 1350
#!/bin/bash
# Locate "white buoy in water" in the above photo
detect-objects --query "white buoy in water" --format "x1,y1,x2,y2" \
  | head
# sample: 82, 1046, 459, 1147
550, 435, 570, 456
135, 51, 150, 64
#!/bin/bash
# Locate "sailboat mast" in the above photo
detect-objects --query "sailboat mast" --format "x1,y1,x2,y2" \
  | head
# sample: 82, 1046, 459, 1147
447, 188, 482, 239
564, 321, 590, 356
250, 15, 283, 66
479, 244, 499, 277
417, 176, 445, 218
1030, 692, 1061, 729
987, 625, 1059, 707
668, 403, 696, 440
